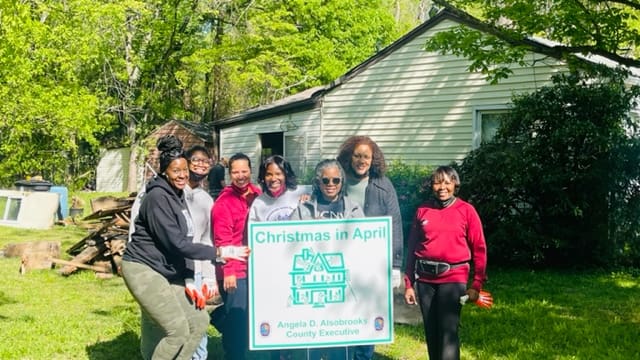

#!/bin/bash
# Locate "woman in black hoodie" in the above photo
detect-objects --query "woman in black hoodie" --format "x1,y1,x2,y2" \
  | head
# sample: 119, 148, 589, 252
122, 135, 217, 360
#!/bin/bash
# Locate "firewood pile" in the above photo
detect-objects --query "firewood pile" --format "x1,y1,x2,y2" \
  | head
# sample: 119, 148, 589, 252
59, 194, 136, 277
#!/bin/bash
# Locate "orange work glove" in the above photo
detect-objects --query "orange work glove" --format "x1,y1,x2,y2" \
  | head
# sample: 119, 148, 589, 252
185, 278, 206, 310
460, 289, 493, 309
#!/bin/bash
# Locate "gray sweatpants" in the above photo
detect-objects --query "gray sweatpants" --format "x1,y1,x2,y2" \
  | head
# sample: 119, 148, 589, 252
122, 260, 209, 360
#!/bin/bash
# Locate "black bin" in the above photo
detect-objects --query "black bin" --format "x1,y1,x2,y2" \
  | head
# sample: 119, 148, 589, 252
15, 179, 54, 192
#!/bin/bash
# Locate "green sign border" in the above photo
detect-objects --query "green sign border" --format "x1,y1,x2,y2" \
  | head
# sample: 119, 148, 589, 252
248, 216, 394, 350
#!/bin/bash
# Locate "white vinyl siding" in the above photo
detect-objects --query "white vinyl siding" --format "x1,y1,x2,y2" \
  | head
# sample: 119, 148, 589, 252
218, 17, 575, 169
220, 109, 322, 181
322, 18, 563, 164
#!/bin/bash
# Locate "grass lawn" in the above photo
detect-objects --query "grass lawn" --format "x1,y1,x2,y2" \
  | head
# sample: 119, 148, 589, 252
1, 222, 638, 359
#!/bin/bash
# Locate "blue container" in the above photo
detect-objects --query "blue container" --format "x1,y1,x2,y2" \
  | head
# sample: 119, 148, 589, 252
49, 186, 69, 220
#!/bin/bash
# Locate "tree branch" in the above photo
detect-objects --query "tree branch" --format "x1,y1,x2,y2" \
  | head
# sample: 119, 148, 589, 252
433, 0, 640, 68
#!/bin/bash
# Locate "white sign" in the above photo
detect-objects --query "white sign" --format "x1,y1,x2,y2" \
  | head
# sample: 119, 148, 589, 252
248, 217, 393, 350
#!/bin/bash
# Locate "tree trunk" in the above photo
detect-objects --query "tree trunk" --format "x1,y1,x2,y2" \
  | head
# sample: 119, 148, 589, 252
127, 139, 138, 193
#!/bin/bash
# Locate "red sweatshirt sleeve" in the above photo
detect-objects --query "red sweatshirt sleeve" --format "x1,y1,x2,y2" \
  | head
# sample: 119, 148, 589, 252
466, 205, 487, 290
212, 193, 243, 278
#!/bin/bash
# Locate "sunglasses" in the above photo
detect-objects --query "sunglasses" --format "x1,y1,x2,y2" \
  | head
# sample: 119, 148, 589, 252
321, 177, 341, 185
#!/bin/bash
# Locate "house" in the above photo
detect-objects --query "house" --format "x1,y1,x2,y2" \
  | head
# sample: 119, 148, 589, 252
212, 8, 639, 178
289, 248, 348, 308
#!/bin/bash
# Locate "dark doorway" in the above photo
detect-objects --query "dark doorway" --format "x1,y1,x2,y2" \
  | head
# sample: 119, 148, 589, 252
259, 132, 283, 164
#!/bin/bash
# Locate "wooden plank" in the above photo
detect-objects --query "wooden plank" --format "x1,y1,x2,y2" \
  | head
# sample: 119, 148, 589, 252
60, 244, 105, 275
52, 258, 111, 273
66, 219, 117, 255
89, 196, 134, 213
83, 205, 132, 221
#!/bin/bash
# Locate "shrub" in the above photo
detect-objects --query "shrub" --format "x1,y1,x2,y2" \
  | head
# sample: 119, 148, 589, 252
386, 160, 434, 247
455, 69, 640, 268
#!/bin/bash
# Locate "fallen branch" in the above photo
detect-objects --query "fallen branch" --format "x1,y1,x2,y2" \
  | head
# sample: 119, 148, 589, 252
51, 258, 111, 273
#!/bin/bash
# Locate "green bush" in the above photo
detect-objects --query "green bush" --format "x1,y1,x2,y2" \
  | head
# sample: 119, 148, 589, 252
455, 69, 640, 268
386, 160, 434, 246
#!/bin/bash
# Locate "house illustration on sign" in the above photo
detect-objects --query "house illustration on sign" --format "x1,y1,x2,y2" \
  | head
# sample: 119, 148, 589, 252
289, 248, 349, 308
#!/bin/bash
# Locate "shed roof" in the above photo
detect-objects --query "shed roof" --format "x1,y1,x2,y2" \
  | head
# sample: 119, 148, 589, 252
213, 86, 327, 127
148, 119, 214, 142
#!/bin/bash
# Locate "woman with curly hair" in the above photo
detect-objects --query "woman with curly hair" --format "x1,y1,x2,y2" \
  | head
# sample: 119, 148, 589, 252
336, 135, 404, 360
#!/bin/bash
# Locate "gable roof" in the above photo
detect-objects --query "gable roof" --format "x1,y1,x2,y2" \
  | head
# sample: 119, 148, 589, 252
173, 119, 215, 141
214, 86, 327, 126
148, 119, 214, 142
215, 8, 640, 127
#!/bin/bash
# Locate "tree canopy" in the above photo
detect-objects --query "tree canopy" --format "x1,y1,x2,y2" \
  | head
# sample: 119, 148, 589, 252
0, 0, 423, 189
427, 0, 640, 83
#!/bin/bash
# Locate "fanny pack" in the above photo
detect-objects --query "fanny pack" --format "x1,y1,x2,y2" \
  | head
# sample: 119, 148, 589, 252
416, 259, 469, 277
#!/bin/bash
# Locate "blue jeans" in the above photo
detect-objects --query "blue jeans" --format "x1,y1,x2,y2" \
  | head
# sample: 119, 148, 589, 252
349, 345, 374, 360
308, 347, 349, 360
192, 272, 208, 360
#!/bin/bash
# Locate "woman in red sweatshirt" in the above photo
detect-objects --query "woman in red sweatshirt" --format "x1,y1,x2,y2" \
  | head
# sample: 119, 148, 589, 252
212, 152, 261, 360
404, 166, 487, 360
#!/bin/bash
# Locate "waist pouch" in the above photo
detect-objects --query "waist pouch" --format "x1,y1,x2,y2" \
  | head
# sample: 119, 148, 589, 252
416, 259, 468, 277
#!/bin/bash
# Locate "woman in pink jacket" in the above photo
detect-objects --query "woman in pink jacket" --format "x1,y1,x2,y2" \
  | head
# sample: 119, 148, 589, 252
404, 166, 487, 360
212, 152, 261, 360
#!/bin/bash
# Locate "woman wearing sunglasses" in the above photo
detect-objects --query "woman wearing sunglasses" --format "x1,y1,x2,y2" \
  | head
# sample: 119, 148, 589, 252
290, 159, 364, 221
290, 159, 364, 360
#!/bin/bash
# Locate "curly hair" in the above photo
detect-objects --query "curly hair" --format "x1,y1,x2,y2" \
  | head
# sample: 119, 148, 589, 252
336, 135, 387, 178
257, 155, 298, 192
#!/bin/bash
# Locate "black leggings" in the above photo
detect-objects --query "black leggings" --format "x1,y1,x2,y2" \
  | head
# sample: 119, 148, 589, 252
416, 282, 466, 360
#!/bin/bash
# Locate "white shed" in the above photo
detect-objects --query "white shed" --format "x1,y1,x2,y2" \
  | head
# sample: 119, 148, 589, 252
96, 148, 130, 192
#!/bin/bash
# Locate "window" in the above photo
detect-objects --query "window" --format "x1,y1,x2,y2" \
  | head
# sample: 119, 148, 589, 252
0, 196, 22, 222
472, 106, 510, 149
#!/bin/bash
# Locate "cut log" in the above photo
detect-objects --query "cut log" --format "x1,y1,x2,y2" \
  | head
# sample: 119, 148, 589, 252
2, 241, 60, 258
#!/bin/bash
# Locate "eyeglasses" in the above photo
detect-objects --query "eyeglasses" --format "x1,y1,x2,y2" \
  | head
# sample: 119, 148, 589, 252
321, 177, 341, 185
190, 157, 210, 165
